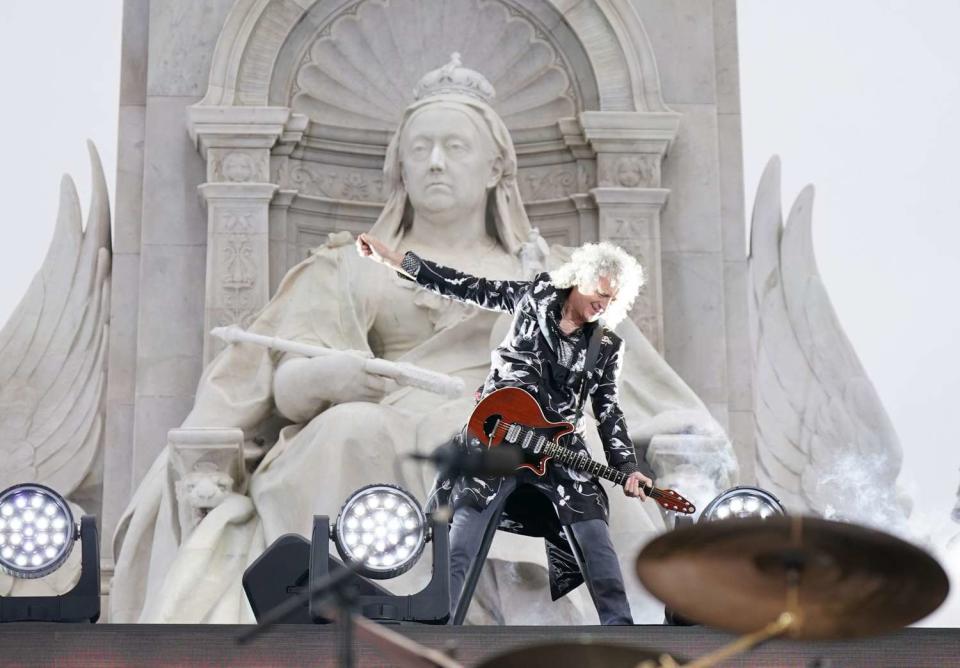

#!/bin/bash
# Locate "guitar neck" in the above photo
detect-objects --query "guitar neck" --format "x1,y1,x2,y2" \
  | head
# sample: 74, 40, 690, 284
541, 440, 662, 500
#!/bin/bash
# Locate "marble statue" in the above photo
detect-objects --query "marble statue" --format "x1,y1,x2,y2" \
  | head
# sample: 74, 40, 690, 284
749, 157, 908, 531
0, 141, 111, 597
111, 56, 730, 624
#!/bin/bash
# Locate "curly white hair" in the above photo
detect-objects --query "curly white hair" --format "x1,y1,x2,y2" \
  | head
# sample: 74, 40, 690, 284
550, 242, 644, 328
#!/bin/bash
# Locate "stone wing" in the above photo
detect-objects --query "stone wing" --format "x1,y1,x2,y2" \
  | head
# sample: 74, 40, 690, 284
750, 157, 904, 525
0, 142, 111, 500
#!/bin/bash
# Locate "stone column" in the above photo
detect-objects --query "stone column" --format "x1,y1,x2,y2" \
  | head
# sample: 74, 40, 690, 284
579, 111, 680, 353
197, 182, 276, 363
559, 118, 599, 244
187, 106, 306, 362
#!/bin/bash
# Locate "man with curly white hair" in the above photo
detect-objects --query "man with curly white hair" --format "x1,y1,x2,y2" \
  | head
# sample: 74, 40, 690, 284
360, 233, 652, 625
549, 241, 645, 330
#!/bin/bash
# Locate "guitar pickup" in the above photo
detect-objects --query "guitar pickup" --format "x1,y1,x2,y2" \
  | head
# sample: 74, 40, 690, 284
534, 436, 545, 454
521, 431, 534, 450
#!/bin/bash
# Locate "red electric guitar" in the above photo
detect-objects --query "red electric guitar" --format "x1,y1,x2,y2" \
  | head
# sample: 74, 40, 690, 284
468, 387, 697, 515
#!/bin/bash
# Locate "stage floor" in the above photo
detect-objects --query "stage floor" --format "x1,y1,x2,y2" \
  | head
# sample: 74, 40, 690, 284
1, 624, 959, 667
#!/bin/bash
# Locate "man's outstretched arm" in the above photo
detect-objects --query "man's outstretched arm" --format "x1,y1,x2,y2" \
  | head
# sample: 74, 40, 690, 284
357, 232, 530, 313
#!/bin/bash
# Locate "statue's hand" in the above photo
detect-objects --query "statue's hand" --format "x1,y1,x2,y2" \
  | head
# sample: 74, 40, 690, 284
357, 233, 404, 270
274, 355, 390, 421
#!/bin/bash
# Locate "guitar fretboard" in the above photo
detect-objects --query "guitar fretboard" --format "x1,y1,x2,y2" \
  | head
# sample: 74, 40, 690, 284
497, 422, 665, 502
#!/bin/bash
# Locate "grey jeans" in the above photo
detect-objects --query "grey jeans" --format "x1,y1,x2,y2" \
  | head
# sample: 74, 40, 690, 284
448, 477, 634, 625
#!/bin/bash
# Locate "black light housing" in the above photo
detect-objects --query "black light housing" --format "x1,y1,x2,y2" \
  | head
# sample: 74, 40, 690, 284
312, 512, 449, 624
243, 482, 450, 626
0, 483, 100, 623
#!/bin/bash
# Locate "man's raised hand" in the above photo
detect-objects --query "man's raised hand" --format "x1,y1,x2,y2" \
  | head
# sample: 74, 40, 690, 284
357, 233, 403, 270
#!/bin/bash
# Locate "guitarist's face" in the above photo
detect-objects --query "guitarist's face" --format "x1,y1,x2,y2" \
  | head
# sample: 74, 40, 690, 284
570, 274, 619, 323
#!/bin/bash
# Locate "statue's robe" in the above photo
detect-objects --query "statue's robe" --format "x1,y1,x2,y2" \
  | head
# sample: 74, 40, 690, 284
111, 233, 718, 624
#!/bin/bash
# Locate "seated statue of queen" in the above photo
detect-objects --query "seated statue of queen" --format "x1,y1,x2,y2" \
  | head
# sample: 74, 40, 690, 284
111, 56, 731, 624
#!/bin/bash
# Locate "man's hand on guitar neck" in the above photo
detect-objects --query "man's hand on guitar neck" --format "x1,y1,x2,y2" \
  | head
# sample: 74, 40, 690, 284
624, 472, 653, 501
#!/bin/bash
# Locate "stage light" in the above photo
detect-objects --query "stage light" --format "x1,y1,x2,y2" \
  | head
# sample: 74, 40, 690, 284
0, 484, 75, 579
0, 483, 100, 623
700, 486, 786, 523
244, 482, 449, 625
333, 484, 427, 580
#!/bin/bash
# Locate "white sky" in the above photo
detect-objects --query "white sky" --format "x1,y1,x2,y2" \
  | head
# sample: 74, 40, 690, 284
0, 0, 121, 321
0, 0, 958, 626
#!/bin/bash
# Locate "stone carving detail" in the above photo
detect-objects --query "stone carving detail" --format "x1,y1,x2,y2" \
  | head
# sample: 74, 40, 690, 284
577, 161, 597, 192
280, 160, 386, 202
597, 154, 660, 188
609, 217, 647, 239
605, 218, 658, 346
291, 0, 577, 131
615, 155, 658, 188
211, 206, 262, 329
167, 428, 246, 541
518, 165, 578, 201
627, 262, 658, 345
220, 212, 255, 234
210, 150, 268, 183
217, 236, 258, 328
222, 238, 256, 290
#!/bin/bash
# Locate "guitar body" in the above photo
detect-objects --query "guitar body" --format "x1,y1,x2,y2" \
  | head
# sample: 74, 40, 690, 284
468, 386, 698, 515
468, 387, 569, 476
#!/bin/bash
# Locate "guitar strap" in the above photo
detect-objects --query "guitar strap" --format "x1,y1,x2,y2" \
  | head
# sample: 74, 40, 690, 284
573, 324, 604, 426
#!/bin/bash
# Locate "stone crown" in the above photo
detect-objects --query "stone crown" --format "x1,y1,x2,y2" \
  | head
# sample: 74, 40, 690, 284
412, 53, 496, 104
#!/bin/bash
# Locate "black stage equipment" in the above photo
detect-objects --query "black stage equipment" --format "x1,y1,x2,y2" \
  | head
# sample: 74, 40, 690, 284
0, 483, 99, 623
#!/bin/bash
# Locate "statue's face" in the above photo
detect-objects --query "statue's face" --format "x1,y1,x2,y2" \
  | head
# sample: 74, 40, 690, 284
399, 106, 501, 218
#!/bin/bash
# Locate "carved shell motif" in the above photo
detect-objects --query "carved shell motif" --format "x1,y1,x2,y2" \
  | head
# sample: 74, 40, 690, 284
292, 0, 577, 131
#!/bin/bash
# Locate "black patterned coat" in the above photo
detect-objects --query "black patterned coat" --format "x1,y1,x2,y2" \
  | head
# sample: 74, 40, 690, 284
402, 252, 643, 599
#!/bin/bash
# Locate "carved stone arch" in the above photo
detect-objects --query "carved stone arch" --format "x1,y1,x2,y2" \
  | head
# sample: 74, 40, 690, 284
189, 0, 679, 360
269, 0, 593, 136
198, 0, 670, 113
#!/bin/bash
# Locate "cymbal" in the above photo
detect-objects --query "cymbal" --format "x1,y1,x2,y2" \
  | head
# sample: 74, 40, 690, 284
475, 642, 683, 668
636, 515, 949, 640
